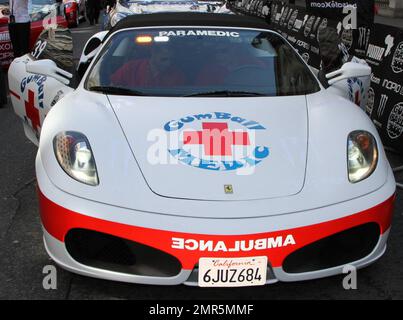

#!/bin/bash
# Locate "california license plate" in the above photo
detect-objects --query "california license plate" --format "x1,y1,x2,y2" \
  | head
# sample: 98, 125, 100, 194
198, 256, 267, 287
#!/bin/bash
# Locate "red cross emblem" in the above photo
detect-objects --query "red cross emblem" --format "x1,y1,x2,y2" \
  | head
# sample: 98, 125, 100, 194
24, 89, 40, 133
183, 122, 250, 156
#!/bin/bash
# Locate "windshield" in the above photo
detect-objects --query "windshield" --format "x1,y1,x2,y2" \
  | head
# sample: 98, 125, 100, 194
86, 27, 320, 97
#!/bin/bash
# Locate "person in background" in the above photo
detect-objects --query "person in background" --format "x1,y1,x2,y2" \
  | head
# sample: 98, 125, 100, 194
104, 0, 115, 12
111, 45, 185, 87
87, 0, 101, 25
317, 27, 353, 88
8, 0, 31, 58
0, 66, 7, 108
357, 0, 375, 26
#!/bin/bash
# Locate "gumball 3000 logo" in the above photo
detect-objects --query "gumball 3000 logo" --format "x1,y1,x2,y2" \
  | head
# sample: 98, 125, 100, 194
391, 41, 403, 74
163, 112, 270, 172
387, 102, 403, 140
347, 78, 365, 107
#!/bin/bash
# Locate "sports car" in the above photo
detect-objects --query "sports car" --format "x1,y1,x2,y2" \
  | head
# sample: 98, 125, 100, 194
104, 0, 231, 29
63, 0, 86, 27
0, 0, 68, 69
8, 13, 396, 287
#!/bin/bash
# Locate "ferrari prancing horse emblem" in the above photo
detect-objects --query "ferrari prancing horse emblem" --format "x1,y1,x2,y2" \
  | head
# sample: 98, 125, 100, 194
224, 184, 233, 194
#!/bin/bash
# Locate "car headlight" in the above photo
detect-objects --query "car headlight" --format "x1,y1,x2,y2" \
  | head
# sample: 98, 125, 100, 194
53, 131, 99, 186
347, 131, 378, 183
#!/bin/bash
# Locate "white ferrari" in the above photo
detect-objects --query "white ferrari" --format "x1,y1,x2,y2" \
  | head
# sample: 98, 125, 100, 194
8, 13, 396, 287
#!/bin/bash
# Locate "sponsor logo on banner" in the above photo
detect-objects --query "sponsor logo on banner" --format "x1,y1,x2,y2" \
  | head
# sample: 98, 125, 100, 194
370, 73, 381, 85
304, 16, 315, 37
366, 35, 395, 65
387, 102, 403, 139
271, 3, 279, 23
378, 94, 389, 118
286, 7, 294, 21
312, 17, 322, 37
366, 87, 375, 116
297, 40, 310, 50
0, 41, 12, 51
302, 14, 309, 27
0, 31, 10, 42
302, 52, 310, 64
358, 27, 370, 49
382, 79, 403, 96
287, 35, 297, 44
280, 7, 289, 27
341, 28, 353, 50
261, 5, 270, 17
293, 19, 303, 31
391, 41, 403, 74
288, 9, 299, 30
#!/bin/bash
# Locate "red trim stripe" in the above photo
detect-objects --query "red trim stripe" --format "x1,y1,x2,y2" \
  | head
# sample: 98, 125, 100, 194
38, 189, 395, 270
9, 90, 20, 100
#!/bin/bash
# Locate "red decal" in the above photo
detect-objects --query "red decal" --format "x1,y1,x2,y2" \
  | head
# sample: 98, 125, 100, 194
9, 89, 20, 100
24, 89, 40, 133
183, 122, 250, 156
38, 189, 395, 270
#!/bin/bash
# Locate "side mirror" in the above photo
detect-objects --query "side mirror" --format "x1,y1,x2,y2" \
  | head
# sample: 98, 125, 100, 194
77, 31, 108, 79
326, 62, 371, 86
26, 59, 73, 85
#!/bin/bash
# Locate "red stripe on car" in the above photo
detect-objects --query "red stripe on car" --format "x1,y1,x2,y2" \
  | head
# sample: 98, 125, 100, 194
9, 90, 20, 100
38, 189, 395, 270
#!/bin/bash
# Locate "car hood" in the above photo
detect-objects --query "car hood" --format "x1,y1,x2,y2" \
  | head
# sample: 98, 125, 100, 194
108, 96, 308, 201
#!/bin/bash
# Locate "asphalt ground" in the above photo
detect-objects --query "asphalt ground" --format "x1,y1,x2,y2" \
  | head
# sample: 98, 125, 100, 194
0, 20, 402, 300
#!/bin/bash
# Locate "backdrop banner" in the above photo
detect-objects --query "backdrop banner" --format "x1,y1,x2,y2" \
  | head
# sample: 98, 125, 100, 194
364, 24, 403, 152
226, 0, 403, 153
306, 0, 374, 26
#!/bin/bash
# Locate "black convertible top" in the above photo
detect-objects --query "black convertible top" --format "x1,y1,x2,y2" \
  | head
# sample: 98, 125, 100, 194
107, 12, 271, 37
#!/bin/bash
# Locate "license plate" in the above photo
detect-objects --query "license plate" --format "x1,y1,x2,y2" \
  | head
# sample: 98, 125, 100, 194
198, 256, 267, 287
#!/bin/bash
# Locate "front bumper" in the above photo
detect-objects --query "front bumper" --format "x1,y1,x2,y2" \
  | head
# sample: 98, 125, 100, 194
37, 162, 396, 286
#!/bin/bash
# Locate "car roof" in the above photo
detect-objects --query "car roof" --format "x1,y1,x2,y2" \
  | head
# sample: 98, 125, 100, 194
106, 12, 271, 38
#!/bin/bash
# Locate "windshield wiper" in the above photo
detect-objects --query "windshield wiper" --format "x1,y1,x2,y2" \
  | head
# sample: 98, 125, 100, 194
184, 90, 267, 97
88, 86, 147, 96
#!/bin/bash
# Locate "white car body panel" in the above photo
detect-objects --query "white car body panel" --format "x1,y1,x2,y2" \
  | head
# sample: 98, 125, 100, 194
108, 95, 308, 201
8, 55, 73, 145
